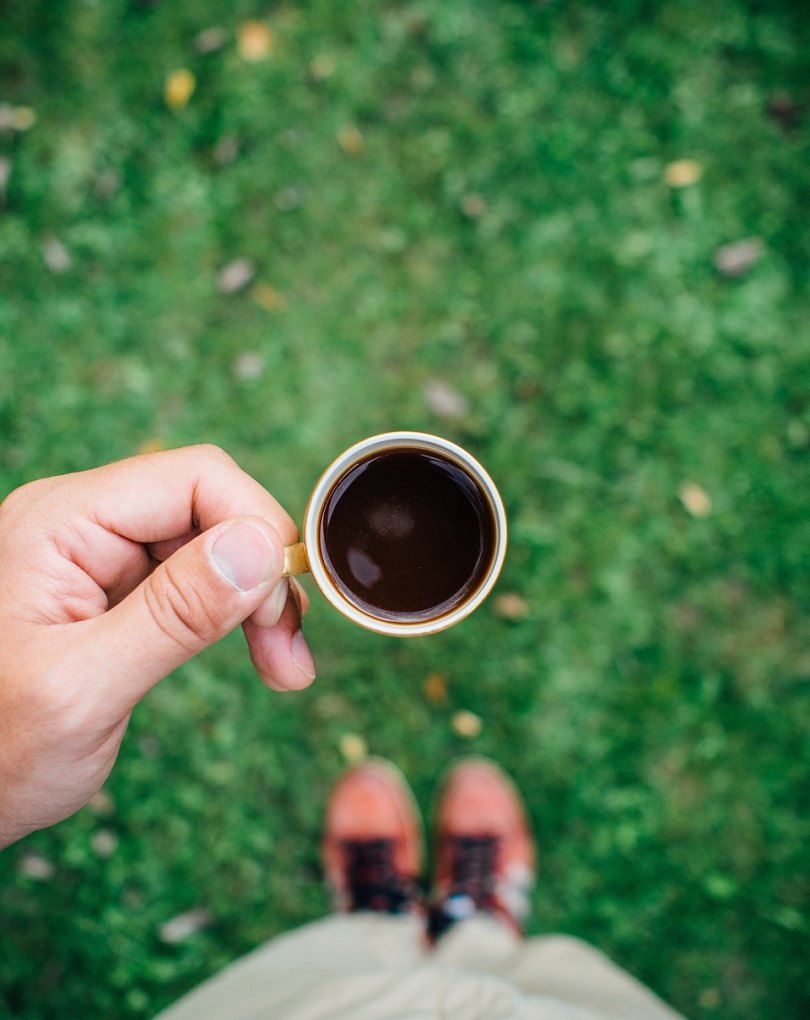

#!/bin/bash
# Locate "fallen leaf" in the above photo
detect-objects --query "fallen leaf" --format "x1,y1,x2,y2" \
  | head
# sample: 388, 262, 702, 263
663, 159, 702, 188
91, 829, 119, 858
159, 907, 211, 944
461, 193, 487, 218
339, 733, 368, 764
217, 258, 256, 294
310, 54, 336, 80
713, 238, 763, 278
165, 69, 196, 111
494, 592, 529, 620
136, 438, 167, 455
232, 351, 265, 380
0, 105, 35, 131
452, 710, 483, 738
195, 26, 228, 54
424, 380, 469, 420
337, 124, 364, 155
252, 283, 287, 311
19, 852, 54, 880
13, 107, 36, 130
679, 482, 712, 517
42, 236, 71, 273
88, 789, 115, 816
424, 672, 448, 704
238, 21, 274, 61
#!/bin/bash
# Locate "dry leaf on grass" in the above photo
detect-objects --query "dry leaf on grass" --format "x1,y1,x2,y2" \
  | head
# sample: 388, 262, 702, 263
679, 482, 712, 517
165, 70, 196, 111
713, 238, 763, 278
18, 853, 54, 880
337, 125, 364, 155
42, 237, 71, 273
494, 592, 529, 620
91, 830, 119, 858
238, 21, 275, 61
218, 258, 256, 294
195, 26, 228, 54
339, 733, 368, 764
424, 380, 469, 420
88, 789, 115, 816
136, 438, 168, 455
424, 672, 449, 704
159, 907, 212, 944
0, 104, 36, 131
232, 351, 265, 380
452, 710, 483, 738
461, 194, 487, 218
663, 159, 702, 188
252, 284, 287, 312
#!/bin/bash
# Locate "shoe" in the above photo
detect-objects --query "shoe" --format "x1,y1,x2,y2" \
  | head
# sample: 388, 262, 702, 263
429, 757, 535, 940
322, 758, 424, 915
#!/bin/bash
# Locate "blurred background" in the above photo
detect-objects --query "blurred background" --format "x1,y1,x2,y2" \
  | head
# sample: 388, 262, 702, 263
1, 1, 809, 1017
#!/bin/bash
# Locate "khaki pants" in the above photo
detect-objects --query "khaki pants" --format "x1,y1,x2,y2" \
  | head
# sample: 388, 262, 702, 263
156, 913, 686, 1020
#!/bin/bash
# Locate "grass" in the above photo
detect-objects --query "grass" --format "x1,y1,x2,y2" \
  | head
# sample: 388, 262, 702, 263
1, 1, 809, 1017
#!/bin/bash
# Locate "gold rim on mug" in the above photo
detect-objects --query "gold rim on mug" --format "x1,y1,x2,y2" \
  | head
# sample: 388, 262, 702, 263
281, 431, 508, 637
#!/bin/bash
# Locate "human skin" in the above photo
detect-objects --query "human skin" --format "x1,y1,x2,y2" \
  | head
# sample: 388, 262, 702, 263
0, 444, 315, 849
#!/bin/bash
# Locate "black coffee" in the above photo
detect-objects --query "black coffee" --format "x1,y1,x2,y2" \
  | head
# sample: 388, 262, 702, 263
319, 448, 496, 621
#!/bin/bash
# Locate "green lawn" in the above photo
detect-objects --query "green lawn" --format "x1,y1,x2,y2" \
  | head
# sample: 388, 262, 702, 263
1, 1, 809, 1017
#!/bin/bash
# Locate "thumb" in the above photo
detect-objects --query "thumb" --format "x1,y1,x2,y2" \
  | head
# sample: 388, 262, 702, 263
91, 518, 285, 706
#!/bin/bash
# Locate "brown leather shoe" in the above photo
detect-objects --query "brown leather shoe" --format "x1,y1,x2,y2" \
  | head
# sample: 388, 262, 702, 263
322, 758, 424, 914
429, 757, 535, 940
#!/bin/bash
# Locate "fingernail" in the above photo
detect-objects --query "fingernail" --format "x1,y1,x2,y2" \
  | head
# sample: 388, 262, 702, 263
291, 629, 316, 680
253, 579, 289, 628
211, 522, 277, 592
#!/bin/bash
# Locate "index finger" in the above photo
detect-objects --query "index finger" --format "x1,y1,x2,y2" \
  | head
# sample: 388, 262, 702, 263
68, 444, 299, 547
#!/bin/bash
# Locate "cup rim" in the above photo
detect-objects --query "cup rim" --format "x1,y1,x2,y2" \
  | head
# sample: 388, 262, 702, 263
302, 431, 507, 637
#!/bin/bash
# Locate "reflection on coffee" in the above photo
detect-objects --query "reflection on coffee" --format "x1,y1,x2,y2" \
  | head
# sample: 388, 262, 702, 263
319, 449, 496, 621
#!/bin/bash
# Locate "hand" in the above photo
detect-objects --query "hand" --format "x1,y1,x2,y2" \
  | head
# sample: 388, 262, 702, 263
0, 445, 316, 849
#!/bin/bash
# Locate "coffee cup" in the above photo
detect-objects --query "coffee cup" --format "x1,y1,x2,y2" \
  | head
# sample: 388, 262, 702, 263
282, 431, 507, 636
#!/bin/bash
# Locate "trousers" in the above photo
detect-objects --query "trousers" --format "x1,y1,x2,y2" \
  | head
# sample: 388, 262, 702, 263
155, 913, 686, 1019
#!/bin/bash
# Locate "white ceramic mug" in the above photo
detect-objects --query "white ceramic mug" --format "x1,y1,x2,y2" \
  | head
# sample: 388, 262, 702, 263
282, 431, 507, 636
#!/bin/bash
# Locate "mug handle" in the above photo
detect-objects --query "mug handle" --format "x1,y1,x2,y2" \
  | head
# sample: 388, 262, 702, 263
282, 542, 311, 577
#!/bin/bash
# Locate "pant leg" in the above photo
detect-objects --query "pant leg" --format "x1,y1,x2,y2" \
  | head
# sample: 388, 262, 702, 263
435, 916, 687, 1020
154, 912, 686, 1020
153, 912, 547, 1020
153, 913, 427, 1020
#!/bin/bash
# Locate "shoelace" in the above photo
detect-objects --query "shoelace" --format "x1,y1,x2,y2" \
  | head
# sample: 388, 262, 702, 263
428, 834, 501, 940
342, 838, 416, 914
445, 834, 500, 909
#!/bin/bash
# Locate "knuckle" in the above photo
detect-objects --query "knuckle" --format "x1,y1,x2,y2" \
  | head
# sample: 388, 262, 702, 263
192, 443, 234, 467
0, 478, 48, 518
144, 562, 222, 652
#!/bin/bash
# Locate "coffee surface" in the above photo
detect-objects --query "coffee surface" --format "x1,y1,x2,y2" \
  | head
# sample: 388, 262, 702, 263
320, 450, 495, 620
